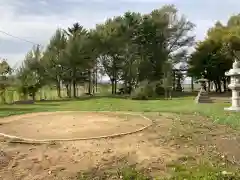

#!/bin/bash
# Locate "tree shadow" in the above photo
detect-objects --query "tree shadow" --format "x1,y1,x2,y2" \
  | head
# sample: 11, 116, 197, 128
5, 101, 61, 107
209, 92, 231, 98
0, 107, 41, 117
8, 92, 199, 105
33, 92, 198, 103
0, 108, 37, 112
172, 91, 198, 98
32, 103, 61, 106
35, 95, 130, 102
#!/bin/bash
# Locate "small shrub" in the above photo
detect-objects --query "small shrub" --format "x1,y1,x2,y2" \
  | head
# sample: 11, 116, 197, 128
131, 81, 155, 100
155, 83, 165, 96
131, 80, 160, 100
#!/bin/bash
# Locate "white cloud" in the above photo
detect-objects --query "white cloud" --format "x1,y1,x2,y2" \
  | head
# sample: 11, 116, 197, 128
64, 0, 174, 2
0, 0, 113, 64
0, 1, 123, 44
0, 0, 237, 67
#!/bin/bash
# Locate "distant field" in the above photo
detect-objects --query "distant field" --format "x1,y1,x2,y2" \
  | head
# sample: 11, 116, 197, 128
1, 82, 203, 104
1, 83, 113, 103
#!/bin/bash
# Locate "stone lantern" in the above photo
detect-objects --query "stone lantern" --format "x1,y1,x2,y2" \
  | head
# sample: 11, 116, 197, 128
195, 77, 212, 103
224, 59, 240, 111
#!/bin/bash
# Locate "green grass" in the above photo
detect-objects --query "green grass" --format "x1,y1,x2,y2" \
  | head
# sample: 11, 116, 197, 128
165, 163, 240, 180
77, 164, 240, 180
1, 96, 239, 127
1, 95, 240, 180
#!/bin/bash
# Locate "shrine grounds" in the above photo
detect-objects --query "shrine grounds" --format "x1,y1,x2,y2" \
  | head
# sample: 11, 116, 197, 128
0, 95, 240, 179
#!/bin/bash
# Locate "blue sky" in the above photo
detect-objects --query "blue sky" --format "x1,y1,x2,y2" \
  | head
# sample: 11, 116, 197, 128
0, 0, 240, 67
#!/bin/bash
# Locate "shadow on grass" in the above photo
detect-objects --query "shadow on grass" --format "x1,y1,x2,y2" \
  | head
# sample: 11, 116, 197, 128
32, 103, 61, 106
172, 91, 198, 98
35, 92, 197, 103
36, 95, 130, 102
0, 107, 42, 117
0, 107, 38, 112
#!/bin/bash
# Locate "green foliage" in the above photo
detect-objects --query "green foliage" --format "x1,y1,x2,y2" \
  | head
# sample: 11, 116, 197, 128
136, 5, 194, 82
13, 4, 240, 101
118, 12, 142, 91
42, 29, 67, 82
9, 4, 195, 100
131, 81, 159, 100
16, 46, 45, 100
6, 4, 240, 101
0, 60, 12, 103
188, 39, 232, 80
94, 16, 127, 94
189, 14, 240, 93
131, 81, 166, 99
155, 83, 165, 95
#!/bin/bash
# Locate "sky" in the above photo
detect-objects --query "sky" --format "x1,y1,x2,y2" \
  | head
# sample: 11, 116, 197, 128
0, 0, 240, 68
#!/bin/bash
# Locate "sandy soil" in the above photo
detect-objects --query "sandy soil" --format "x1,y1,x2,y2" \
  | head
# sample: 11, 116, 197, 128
0, 112, 239, 180
0, 112, 151, 140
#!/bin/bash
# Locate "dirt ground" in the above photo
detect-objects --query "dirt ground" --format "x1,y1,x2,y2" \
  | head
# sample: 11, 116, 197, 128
0, 112, 151, 140
0, 112, 239, 180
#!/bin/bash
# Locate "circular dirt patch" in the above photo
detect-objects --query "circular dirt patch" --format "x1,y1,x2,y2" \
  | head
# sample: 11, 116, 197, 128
0, 111, 152, 142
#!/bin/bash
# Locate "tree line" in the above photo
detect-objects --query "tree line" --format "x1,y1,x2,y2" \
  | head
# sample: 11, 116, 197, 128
188, 14, 240, 92
0, 5, 240, 102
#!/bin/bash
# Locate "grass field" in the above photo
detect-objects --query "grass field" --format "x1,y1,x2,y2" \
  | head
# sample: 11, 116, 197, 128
1, 95, 239, 127
0, 95, 240, 179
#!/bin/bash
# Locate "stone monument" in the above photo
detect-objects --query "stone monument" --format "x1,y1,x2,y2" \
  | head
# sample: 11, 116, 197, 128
224, 59, 240, 111
195, 77, 212, 103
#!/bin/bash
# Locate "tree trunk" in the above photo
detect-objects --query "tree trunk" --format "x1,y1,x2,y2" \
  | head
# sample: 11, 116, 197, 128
164, 88, 171, 99
207, 81, 211, 92
72, 68, 77, 98
164, 88, 168, 99
88, 70, 92, 94
172, 70, 175, 91
127, 81, 133, 95
95, 67, 98, 93
88, 82, 91, 94
111, 79, 114, 94
95, 76, 98, 93
69, 83, 72, 97
214, 81, 218, 92
114, 80, 117, 94
223, 78, 227, 92
56, 81, 61, 98
169, 88, 172, 100
32, 92, 36, 101
191, 77, 194, 92
66, 84, 71, 98
216, 79, 222, 93
0, 91, 6, 104
73, 80, 77, 98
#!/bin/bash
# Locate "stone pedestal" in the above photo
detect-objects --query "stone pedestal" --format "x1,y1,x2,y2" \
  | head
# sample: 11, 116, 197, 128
195, 88, 212, 103
224, 60, 240, 112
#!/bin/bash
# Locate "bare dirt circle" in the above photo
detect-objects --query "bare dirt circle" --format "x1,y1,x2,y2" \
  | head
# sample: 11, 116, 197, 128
0, 111, 152, 142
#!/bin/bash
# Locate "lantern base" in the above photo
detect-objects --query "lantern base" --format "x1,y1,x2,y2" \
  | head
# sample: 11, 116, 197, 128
224, 106, 240, 112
